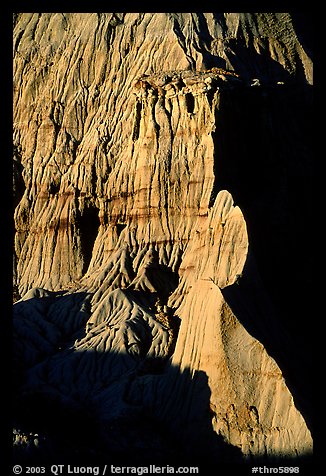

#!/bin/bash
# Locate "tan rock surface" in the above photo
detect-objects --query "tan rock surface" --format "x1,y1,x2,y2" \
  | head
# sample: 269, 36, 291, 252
13, 13, 313, 467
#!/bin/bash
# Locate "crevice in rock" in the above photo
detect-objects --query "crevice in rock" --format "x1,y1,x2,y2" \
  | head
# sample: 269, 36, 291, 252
13, 28, 24, 52
185, 92, 195, 113
208, 97, 222, 208
116, 222, 127, 237
48, 180, 60, 196
77, 203, 100, 275
132, 100, 142, 142
13, 146, 25, 209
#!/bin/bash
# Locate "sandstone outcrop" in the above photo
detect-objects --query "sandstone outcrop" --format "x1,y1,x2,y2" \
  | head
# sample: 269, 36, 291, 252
13, 13, 313, 470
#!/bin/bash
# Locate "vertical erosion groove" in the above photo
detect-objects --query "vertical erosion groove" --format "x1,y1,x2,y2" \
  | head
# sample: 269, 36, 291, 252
77, 203, 100, 274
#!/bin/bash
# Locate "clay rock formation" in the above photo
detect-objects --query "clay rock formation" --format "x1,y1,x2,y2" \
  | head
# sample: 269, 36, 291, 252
13, 13, 313, 469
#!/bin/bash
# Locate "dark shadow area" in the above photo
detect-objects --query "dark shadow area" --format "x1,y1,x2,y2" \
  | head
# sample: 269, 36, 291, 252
174, 12, 309, 81
11, 346, 313, 475
146, 262, 179, 302
134, 247, 180, 304
116, 222, 127, 237
76, 202, 100, 274
11, 285, 310, 475
185, 92, 195, 113
13, 290, 92, 392
195, 12, 227, 70
132, 100, 142, 142
290, 12, 313, 58
11, 336, 243, 473
221, 38, 296, 83
221, 250, 313, 435
210, 82, 313, 435
13, 146, 25, 209
179, 12, 311, 85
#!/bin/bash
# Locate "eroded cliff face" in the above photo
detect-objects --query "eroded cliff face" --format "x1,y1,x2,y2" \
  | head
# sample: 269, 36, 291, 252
13, 13, 313, 469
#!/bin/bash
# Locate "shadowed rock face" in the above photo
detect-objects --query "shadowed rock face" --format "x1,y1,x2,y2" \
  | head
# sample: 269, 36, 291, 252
13, 13, 313, 469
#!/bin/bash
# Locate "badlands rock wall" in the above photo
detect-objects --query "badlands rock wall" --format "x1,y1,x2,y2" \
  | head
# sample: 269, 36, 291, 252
13, 13, 313, 469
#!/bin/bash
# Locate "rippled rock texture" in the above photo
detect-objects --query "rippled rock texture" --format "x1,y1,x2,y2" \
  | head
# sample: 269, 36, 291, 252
13, 13, 313, 471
